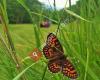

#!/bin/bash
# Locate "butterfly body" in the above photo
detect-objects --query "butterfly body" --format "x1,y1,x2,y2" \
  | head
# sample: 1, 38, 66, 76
43, 33, 78, 79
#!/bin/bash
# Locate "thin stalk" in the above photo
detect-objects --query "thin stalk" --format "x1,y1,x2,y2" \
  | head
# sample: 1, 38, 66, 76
53, 0, 56, 10
13, 61, 39, 80
0, 33, 17, 64
84, 48, 89, 80
0, 16, 19, 67
56, 0, 68, 36
69, 0, 71, 21
0, 1, 26, 80
32, 11, 58, 24
41, 65, 48, 80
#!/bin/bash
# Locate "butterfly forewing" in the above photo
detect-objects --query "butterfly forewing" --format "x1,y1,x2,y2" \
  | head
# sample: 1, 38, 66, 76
46, 33, 64, 53
62, 59, 78, 79
43, 45, 63, 59
43, 45, 56, 59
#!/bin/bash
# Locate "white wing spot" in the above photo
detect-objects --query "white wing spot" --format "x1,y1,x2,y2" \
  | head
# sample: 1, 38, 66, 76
32, 52, 38, 57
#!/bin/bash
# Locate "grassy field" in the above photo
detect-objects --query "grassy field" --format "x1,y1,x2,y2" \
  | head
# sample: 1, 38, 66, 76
0, 0, 100, 79
3, 24, 57, 56
0, 22, 100, 80
0, 24, 58, 59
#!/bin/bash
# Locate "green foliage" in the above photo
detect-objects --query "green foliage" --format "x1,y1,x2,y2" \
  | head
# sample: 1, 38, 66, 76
6, 0, 42, 23
0, 0, 100, 80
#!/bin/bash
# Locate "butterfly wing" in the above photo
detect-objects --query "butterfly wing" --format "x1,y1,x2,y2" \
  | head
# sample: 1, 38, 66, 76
43, 45, 55, 59
43, 45, 64, 59
46, 33, 63, 53
48, 59, 61, 73
43, 33, 78, 79
43, 33, 64, 59
62, 59, 78, 79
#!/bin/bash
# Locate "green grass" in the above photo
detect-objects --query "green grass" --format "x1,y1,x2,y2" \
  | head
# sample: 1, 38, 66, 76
0, 24, 57, 57
0, 24, 57, 80
0, 0, 100, 80
0, 23, 100, 80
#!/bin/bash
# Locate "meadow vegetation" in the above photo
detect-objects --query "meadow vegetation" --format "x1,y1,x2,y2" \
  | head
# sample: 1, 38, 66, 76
0, 0, 100, 80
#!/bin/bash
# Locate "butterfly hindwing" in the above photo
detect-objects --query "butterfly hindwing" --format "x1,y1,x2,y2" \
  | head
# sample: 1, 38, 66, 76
62, 59, 78, 79
43, 45, 57, 59
48, 59, 61, 73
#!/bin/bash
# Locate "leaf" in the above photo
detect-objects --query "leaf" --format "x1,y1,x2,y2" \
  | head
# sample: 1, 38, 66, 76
64, 9, 91, 22
13, 61, 39, 80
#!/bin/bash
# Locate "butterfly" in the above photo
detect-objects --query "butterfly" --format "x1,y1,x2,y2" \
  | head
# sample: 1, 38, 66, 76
43, 33, 78, 79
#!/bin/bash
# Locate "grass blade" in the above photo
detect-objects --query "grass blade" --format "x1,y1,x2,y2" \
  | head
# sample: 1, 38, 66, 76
13, 61, 39, 80
84, 48, 89, 80
64, 9, 90, 22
